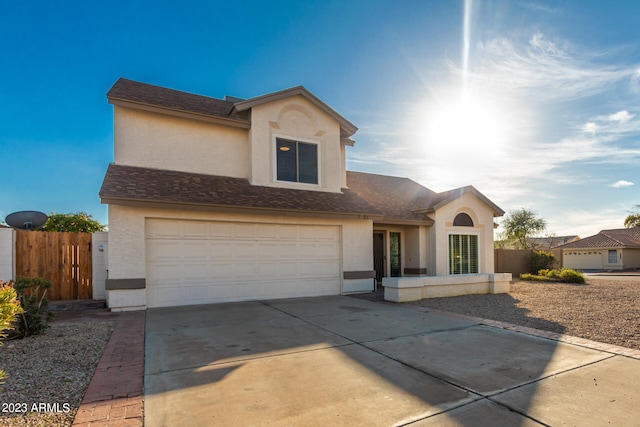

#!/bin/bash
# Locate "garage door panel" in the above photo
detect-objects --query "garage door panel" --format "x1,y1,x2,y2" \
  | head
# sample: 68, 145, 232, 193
278, 227, 298, 240
255, 262, 280, 276
148, 263, 183, 283
183, 241, 208, 259
256, 224, 278, 239
298, 226, 318, 240
234, 242, 257, 259
208, 241, 232, 259
146, 219, 182, 238
208, 222, 233, 239
209, 262, 234, 278
183, 221, 209, 239
234, 223, 256, 239
182, 263, 209, 281
148, 241, 183, 260
146, 220, 342, 307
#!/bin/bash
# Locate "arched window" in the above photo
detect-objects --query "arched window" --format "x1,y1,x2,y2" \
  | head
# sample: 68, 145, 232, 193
453, 212, 474, 227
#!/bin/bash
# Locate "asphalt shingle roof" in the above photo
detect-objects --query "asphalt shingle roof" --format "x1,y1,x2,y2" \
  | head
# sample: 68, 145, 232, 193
100, 164, 382, 217
100, 165, 504, 225
560, 228, 640, 249
346, 171, 436, 222
107, 78, 245, 122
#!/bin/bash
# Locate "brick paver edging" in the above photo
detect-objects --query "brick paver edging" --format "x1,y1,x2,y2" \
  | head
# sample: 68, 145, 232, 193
408, 305, 640, 360
73, 311, 145, 427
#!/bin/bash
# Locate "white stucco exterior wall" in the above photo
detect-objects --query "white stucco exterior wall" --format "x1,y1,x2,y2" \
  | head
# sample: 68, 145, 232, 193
248, 95, 343, 193
622, 248, 640, 269
113, 106, 250, 177
0, 228, 15, 282
404, 225, 431, 274
431, 192, 497, 276
92, 232, 109, 300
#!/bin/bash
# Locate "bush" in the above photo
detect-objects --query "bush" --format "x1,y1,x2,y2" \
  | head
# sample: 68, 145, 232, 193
0, 282, 24, 383
520, 268, 585, 284
531, 250, 556, 274
559, 268, 585, 284
520, 273, 545, 282
8, 277, 54, 339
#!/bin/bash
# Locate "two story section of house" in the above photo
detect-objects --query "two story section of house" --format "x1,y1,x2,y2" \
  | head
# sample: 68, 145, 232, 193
100, 78, 505, 310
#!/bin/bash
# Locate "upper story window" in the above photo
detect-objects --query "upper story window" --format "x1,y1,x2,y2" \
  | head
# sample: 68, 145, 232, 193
276, 138, 318, 184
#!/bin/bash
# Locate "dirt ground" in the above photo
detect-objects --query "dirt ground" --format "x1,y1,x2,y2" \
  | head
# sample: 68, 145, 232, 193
397, 277, 640, 350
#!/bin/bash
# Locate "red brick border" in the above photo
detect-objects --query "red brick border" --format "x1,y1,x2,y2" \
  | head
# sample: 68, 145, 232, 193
73, 311, 145, 427
408, 305, 640, 360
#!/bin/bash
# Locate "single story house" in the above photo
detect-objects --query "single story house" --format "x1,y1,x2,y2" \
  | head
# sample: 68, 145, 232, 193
560, 228, 640, 271
100, 78, 508, 310
499, 235, 580, 250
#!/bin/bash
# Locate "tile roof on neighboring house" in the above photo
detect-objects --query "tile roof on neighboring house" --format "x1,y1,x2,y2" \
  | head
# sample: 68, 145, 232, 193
100, 164, 382, 218
559, 228, 640, 249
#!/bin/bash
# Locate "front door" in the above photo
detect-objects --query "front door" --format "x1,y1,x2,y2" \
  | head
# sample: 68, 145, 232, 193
373, 232, 385, 283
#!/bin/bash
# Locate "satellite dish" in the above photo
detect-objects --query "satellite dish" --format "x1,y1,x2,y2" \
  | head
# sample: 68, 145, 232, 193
5, 211, 48, 230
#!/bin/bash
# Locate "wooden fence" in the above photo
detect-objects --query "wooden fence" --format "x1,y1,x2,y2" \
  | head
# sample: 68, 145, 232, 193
15, 230, 92, 300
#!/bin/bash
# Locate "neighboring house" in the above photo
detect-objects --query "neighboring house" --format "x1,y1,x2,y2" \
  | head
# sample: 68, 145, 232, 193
560, 228, 640, 271
99, 78, 505, 310
500, 235, 580, 250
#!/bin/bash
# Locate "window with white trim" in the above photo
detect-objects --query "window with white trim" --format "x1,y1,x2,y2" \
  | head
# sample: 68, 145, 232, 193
449, 234, 478, 274
276, 138, 318, 184
608, 250, 617, 264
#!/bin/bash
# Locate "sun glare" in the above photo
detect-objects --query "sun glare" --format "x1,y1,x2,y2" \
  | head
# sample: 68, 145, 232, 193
425, 93, 507, 163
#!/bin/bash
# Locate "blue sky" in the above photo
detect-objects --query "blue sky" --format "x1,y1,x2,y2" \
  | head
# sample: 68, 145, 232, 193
1, 0, 639, 238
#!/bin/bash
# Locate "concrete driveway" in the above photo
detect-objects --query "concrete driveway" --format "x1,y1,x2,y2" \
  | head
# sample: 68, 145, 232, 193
144, 296, 640, 426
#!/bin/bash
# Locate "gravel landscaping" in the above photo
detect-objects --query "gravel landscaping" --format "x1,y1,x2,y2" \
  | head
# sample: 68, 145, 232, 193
0, 315, 115, 427
400, 277, 640, 350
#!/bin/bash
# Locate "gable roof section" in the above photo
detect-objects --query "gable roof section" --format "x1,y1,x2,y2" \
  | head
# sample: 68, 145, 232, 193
100, 164, 381, 218
233, 86, 358, 140
107, 78, 249, 127
346, 171, 436, 224
559, 228, 640, 249
107, 79, 357, 140
346, 171, 505, 223
412, 186, 505, 217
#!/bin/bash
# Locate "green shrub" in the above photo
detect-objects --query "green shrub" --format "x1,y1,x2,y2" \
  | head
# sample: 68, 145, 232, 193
8, 277, 54, 339
521, 268, 585, 284
531, 250, 556, 274
520, 273, 546, 281
558, 268, 585, 284
0, 282, 24, 383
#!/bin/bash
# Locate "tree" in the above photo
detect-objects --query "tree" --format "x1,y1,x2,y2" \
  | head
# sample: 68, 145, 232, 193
624, 205, 640, 228
500, 208, 547, 249
40, 212, 106, 233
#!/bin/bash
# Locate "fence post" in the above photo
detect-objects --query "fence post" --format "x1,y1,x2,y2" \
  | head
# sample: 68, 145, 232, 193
0, 227, 16, 281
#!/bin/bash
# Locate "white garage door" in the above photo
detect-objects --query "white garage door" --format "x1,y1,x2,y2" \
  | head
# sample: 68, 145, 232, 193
145, 219, 342, 307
